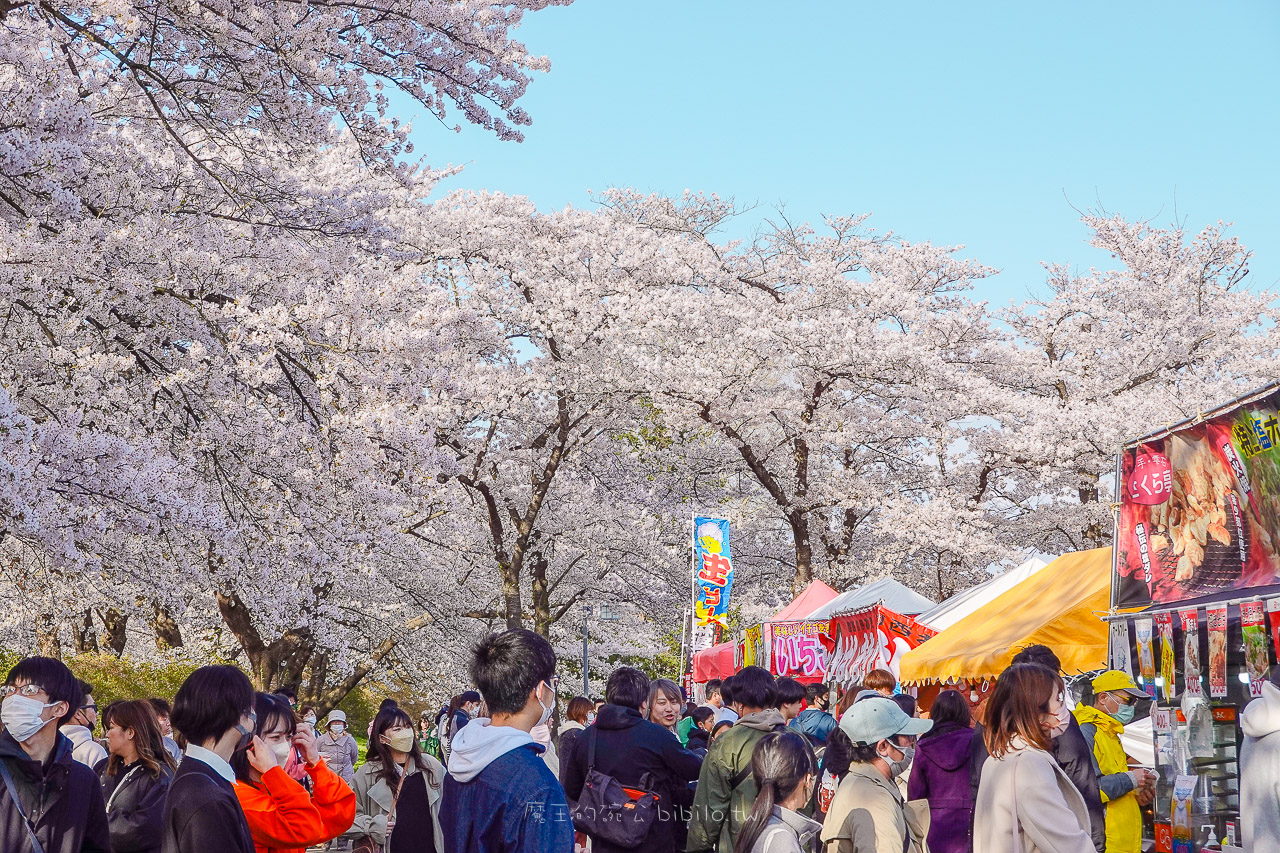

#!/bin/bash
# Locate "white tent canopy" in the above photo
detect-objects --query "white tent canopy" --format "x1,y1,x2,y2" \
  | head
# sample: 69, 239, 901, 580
805, 577, 936, 620
914, 553, 1056, 632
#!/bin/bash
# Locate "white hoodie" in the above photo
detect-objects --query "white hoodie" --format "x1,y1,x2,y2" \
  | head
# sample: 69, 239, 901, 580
1241, 680, 1280, 852
447, 718, 541, 783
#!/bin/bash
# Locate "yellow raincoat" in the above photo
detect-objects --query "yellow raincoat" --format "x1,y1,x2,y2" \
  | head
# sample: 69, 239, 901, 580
1073, 704, 1141, 853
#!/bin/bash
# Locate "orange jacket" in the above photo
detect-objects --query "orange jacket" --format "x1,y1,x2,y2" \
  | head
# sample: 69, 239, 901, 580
234, 759, 356, 853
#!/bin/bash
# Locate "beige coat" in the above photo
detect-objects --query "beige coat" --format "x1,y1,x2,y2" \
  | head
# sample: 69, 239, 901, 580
343, 755, 445, 851
821, 763, 926, 853
974, 740, 1094, 853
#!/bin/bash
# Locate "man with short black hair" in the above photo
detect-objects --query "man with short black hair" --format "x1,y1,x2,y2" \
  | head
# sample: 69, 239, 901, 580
790, 682, 838, 746
59, 679, 107, 769
442, 628, 573, 853
687, 666, 784, 853
275, 687, 297, 710
163, 664, 258, 853
1, 656, 110, 853
714, 676, 739, 724
822, 696, 932, 853
563, 667, 702, 853
701, 679, 723, 710
774, 677, 806, 723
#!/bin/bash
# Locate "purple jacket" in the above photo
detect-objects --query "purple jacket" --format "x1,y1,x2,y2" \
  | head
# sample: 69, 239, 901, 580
907, 721, 976, 853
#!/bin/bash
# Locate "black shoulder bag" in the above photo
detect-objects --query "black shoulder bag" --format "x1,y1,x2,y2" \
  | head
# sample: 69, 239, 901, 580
570, 728, 659, 848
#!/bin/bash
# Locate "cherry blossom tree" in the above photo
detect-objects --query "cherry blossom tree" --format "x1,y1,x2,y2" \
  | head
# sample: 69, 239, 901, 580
979, 214, 1279, 557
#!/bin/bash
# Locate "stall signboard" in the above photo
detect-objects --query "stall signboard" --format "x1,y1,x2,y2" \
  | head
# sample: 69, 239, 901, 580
771, 620, 832, 679
1207, 604, 1228, 698
1179, 608, 1202, 697
1241, 600, 1268, 697
692, 517, 735, 653
1114, 388, 1280, 608
827, 605, 930, 685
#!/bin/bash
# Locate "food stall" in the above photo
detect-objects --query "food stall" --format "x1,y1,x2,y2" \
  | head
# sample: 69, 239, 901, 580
1104, 384, 1280, 851
744, 578, 935, 685
898, 547, 1113, 716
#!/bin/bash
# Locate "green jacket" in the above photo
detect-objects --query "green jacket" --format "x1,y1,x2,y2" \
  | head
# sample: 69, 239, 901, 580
686, 709, 786, 852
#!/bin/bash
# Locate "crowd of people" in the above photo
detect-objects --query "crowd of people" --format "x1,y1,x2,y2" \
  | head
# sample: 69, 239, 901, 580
0, 636, 1184, 853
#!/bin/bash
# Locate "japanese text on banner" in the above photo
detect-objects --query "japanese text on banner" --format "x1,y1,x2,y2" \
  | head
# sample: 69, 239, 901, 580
693, 517, 735, 631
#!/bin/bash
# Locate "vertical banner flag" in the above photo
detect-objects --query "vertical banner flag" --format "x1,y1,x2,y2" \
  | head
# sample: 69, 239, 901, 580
692, 517, 735, 654
1178, 608, 1202, 697
1207, 605, 1228, 698
1109, 619, 1133, 677
1155, 612, 1176, 702
1242, 601, 1268, 697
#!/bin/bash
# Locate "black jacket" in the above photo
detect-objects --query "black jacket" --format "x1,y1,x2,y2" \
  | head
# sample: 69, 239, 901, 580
562, 705, 703, 853
557, 724, 586, 794
685, 726, 710, 759
159, 753, 255, 853
96, 758, 174, 853
0, 730, 110, 853
971, 717, 1105, 852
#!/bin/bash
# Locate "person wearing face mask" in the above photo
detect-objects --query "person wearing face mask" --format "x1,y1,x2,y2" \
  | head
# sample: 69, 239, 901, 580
442, 629, 574, 853
344, 707, 443, 853
162, 664, 259, 853
1, 656, 110, 853
316, 711, 359, 787
820, 696, 932, 853
98, 699, 176, 853
231, 692, 355, 853
971, 646, 1106, 852
974, 664, 1094, 853
562, 667, 703, 853
148, 698, 184, 765
1072, 671, 1154, 853
734, 731, 822, 853
58, 678, 108, 770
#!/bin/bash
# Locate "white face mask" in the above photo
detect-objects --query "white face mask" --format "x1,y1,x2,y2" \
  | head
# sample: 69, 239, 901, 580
270, 741, 292, 764
586, 712, 596, 725
330, 723, 345, 735
1, 694, 60, 743
303, 715, 317, 726
536, 683, 554, 726
1047, 701, 1072, 738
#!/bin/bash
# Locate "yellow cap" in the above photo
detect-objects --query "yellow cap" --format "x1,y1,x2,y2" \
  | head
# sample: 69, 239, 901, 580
1091, 669, 1147, 698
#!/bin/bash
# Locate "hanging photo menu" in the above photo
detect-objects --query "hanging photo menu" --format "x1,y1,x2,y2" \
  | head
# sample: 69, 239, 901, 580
1156, 612, 1177, 701
1178, 609, 1202, 697
1207, 604, 1228, 698
1135, 617, 1156, 697
1109, 619, 1132, 677
1269, 598, 1280, 667
1242, 600, 1269, 698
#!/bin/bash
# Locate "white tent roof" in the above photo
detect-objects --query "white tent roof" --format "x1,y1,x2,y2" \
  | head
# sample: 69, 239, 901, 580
805, 577, 936, 620
913, 553, 1056, 632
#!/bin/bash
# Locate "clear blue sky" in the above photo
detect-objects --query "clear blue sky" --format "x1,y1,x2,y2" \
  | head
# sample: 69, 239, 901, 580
395, 1, 1279, 306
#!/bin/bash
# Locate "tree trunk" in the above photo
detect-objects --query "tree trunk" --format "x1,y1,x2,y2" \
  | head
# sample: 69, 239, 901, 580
530, 551, 550, 636
152, 603, 184, 649
71, 610, 98, 654
98, 608, 129, 656
789, 509, 813, 595
35, 613, 59, 658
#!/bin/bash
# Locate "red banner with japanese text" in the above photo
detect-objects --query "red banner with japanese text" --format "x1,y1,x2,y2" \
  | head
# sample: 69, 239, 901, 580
826, 605, 932, 686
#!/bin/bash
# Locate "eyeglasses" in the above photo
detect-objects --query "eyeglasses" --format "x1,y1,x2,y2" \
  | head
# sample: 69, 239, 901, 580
81, 704, 98, 713
1, 684, 46, 699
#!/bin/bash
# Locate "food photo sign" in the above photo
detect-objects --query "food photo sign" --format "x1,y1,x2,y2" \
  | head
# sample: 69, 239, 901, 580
1113, 387, 1280, 609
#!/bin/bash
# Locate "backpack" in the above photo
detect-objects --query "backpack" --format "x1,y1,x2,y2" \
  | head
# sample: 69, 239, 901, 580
570, 728, 660, 848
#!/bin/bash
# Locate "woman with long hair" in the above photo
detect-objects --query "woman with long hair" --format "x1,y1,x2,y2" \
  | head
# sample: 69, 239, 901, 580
974, 664, 1093, 853
647, 679, 683, 734
733, 730, 821, 853
231, 692, 356, 853
98, 699, 176, 853
908, 689, 977, 853
345, 706, 445, 852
